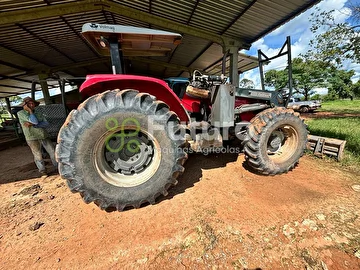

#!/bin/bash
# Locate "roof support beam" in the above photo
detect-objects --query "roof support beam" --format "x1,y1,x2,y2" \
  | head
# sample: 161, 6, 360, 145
1, 58, 109, 84
0, 74, 33, 83
38, 73, 51, 105
0, 60, 31, 72
0, 0, 248, 49
0, 0, 100, 26
0, 84, 29, 90
31, 58, 110, 76
0, 89, 25, 94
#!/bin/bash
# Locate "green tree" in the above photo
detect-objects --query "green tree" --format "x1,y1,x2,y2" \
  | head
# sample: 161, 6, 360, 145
310, 93, 323, 101
306, 5, 360, 66
239, 78, 255, 88
351, 80, 360, 98
292, 58, 327, 100
0, 96, 21, 122
328, 69, 355, 99
264, 69, 288, 90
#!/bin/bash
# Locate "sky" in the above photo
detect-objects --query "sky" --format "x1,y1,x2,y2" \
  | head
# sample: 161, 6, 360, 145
240, 0, 360, 94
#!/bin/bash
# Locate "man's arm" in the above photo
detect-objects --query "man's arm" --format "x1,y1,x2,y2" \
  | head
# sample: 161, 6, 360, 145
33, 121, 49, 128
23, 104, 49, 128
17, 110, 33, 128
29, 113, 39, 125
33, 110, 49, 128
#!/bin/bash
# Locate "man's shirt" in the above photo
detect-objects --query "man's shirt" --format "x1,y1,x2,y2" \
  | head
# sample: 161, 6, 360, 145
17, 109, 49, 140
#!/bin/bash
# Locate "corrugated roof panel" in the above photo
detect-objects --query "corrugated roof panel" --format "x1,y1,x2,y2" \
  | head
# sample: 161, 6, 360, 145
111, 14, 150, 28
47, 0, 78, 4
170, 35, 212, 67
0, 35, 68, 65
0, 27, 51, 65
0, 0, 46, 12
62, 15, 109, 35
0, 0, 79, 12
228, 18, 276, 40
18, 20, 87, 63
81, 64, 110, 75
63, 11, 109, 22
0, 64, 21, 76
150, 0, 195, 25
188, 0, 253, 34
100, 12, 114, 24
189, 43, 223, 72
112, 0, 150, 13
189, 14, 230, 34
227, 0, 316, 42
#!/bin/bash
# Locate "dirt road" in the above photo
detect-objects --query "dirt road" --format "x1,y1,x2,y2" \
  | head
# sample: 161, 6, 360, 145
0, 145, 359, 269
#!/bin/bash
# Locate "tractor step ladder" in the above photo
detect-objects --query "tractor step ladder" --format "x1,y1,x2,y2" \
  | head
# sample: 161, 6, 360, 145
307, 134, 346, 161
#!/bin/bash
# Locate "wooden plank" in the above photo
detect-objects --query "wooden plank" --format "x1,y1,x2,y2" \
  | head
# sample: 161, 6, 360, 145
308, 135, 345, 146
307, 134, 347, 161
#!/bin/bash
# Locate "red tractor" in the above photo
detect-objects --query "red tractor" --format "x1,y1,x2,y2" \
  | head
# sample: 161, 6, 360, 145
56, 23, 307, 211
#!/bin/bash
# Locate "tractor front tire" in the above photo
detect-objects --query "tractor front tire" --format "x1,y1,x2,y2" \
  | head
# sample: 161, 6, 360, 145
299, 106, 309, 113
243, 107, 307, 175
56, 89, 187, 211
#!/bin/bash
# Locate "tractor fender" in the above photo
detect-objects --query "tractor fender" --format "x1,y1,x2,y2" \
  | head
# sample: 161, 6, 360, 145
80, 74, 190, 122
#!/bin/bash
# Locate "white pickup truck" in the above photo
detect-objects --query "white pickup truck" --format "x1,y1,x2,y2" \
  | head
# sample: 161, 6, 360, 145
287, 97, 321, 113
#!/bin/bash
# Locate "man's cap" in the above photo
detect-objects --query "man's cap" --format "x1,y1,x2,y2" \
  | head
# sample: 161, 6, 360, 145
20, 97, 40, 107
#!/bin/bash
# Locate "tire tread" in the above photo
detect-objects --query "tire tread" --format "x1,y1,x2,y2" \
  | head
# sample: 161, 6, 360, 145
243, 107, 307, 175
56, 89, 187, 211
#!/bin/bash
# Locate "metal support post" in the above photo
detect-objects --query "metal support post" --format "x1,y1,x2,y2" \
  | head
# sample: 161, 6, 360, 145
58, 79, 68, 114
5, 97, 14, 119
258, 49, 265, 91
109, 37, 124, 74
228, 46, 239, 87
38, 73, 51, 105
286, 36, 293, 107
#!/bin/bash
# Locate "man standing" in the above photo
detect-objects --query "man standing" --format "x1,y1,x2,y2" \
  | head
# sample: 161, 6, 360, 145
17, 97, 57, 176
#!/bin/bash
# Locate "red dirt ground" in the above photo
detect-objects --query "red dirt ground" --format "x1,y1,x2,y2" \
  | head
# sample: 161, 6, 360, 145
0, 142, 359, 269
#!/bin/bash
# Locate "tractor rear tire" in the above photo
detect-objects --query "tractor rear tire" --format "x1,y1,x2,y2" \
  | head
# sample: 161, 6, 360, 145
243, 107, 307, 175
56, 89, 187, 211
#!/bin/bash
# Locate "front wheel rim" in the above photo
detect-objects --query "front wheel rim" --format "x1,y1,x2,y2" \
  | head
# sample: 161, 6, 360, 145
267, 125, 299, 164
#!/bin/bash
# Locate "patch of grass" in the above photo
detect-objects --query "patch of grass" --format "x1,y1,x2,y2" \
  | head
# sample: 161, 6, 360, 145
319, 99, 360, 114
306, 115, 360, 172
306, 99, 360, 171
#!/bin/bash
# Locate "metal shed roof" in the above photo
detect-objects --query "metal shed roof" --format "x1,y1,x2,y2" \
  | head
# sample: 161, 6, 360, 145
0, 0, 321, 98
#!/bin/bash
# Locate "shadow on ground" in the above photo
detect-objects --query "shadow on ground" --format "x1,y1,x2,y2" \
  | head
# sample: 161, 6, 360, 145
158, 151, 239, 202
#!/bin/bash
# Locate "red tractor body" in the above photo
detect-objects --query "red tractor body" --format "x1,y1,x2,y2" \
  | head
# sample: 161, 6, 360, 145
80, 74, 190, 122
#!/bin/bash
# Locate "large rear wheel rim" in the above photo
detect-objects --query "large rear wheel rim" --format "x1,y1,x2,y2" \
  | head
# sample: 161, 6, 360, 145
93, 123, 161, 188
